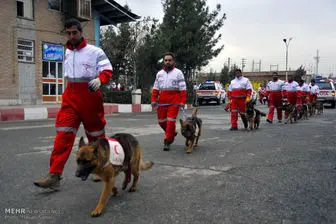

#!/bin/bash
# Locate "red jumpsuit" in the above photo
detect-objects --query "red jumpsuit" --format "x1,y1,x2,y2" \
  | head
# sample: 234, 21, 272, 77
266, 80, 284, 121
282, 81, 299, 117
227, 76, 252, 128
151, 67, 187, 143
258, 87, 265, 104
309, 85, 320, 102
296, 85, 304, 110
49, 38, 112, 174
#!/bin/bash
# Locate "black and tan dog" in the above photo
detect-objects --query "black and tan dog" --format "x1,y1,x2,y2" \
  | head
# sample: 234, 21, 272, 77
245, 99, 266, 130
298, 104, 309, 120
309, 100, 317, 116
76, 133, 153, 217
283, 104, 298, 124
180, 108, 202, 154
316, 101, 324, 115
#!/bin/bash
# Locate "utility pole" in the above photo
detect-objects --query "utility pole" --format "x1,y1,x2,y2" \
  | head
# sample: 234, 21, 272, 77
241, 58, 246, 72
252, 60, 254, 72
227, 57, 231, 70
259, 60, 261, 71
313, 49, 320, 75
283, 37, 293, 81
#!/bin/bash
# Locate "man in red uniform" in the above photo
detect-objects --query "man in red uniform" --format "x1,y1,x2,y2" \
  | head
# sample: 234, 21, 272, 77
282, 75, 299, 118
151, 53, 187, 151
309, 79, 320, 103
266, 72, 285, 123
296, 79, 305, 110
34, 19, 112, 189
227, 69, 252, 130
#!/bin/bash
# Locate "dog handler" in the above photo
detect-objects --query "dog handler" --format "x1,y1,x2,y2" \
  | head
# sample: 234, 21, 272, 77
151, 52, 187, 151
266, 72, 285, 123
227, 69, 252, 130
34, 19, 112, 189
282, 75, 299, 118
309, 79, 320, 103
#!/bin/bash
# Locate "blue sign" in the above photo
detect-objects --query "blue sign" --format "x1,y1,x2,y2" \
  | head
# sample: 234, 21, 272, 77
42, 42, 64, 61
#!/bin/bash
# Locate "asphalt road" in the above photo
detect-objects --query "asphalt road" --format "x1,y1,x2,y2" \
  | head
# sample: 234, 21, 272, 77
0, 104, 336, 224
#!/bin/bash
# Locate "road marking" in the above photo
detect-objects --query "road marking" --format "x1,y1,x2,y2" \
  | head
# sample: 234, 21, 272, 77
0, 124, 54, 131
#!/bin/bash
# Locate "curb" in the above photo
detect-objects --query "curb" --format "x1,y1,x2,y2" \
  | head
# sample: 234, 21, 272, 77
0, 104, 194, 122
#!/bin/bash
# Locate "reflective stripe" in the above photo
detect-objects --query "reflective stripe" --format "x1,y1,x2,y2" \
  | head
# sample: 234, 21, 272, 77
56, 127, 77, 134
157, 104, 181, 107
97, 54, 108, 62
158, 118, 167, 123
231, 95, 246, 98
98, 59, 110, 66
160, 88, 180, 90
167, 117, 176, 122
86, 129, 105, 137
231, 88, 247, 90
269, 106, 275, 108
67, 77, 92, 82
231, 109, 238, 112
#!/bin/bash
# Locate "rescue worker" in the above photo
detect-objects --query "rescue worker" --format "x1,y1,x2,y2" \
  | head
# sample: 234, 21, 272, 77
257, 84, 266, 104
266, 72, 285, 123
302, 80, 310, 104
151, 53, 187, 151
296, 80, 305, 110
227, 69, 252, 131
309, 79, 320, 103
282, 75, 299, 118
34, 19, 113, 189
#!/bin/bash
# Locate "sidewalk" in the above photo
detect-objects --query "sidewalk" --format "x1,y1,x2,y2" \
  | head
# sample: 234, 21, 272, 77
0, 103, 194, 122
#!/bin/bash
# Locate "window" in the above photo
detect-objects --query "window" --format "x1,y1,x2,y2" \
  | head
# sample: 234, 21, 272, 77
42, 60, 64, 97
316, 82, 332, 90
199, 83, 216, 90
16, 0, 34, 19
48, 0, 61, 11
17, 39, 34, 63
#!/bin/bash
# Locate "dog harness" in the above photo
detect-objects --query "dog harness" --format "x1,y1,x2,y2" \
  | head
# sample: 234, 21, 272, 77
104, 138, 125, 167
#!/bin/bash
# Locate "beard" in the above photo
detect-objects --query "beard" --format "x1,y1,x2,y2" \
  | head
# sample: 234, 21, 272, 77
164, 64, 173, 71
273, 77, 278, 81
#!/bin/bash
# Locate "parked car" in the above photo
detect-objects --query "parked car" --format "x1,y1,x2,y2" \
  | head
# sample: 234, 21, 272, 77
314, 79, 336, 108
196, 81, 226, 105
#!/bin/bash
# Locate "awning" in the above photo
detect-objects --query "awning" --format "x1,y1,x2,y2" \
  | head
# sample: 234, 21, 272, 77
93, 0, 141, 25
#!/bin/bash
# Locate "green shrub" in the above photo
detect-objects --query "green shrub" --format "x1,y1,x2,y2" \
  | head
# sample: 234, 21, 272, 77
103, 91, 132, 104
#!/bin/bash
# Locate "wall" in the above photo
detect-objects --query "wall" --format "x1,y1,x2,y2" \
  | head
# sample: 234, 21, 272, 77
0, 0, 20, 105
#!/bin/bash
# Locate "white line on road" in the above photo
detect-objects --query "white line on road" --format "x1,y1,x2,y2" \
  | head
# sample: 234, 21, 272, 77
0, 124, 54, 131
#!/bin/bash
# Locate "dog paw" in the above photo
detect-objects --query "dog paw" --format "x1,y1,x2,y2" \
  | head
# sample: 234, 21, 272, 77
129, 187, 137, 192
91, 208, 103, 217
112, 187, 119, 196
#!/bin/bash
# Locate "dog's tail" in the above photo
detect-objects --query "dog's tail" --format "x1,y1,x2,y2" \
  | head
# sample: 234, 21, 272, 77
140, 160, 154, 171
255, 109, 267, 117
192, 108, 199, 118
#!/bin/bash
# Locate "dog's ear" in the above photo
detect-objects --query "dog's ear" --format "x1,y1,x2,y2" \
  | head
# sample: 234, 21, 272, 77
79, 136, 86, 148
97, 138, 109, 151
180, 119, 184, 126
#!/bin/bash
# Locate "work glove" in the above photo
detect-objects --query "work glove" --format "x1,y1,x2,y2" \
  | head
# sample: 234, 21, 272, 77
245, 96, 251, 103
228, 98, 231, 104
88, 78, 101, 92
306, 96, 310, 101
151, 102, 158, 108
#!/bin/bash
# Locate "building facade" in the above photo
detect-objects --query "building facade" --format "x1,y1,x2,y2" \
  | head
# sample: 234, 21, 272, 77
0, 0, 139, 105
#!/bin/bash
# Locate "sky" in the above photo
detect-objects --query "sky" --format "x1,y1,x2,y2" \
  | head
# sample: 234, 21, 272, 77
115, 0, 336, 76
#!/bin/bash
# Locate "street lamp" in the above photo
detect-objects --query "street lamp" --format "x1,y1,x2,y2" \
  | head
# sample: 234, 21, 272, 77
283, 37, 293, 81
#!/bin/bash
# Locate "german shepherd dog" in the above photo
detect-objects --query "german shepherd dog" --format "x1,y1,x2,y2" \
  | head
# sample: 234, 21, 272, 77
298, 104, 309, 120
245, 100, 266, 130
283, 104, 298, 124
316, 101, 324, 115
180, 108, 202, 154
76, 134, 153, 217
309, 100, 317, 116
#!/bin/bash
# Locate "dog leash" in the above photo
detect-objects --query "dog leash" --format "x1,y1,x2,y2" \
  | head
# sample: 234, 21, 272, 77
180, 106, 186, 121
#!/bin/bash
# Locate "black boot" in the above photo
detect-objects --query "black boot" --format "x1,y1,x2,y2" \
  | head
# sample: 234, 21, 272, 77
163, 139, 171, 151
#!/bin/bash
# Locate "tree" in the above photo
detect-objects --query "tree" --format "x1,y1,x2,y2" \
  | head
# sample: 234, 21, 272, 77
100, 23, 135, 85
219, 65, 230, 85
294, 65, 306, 82
159, 0, 226, 102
